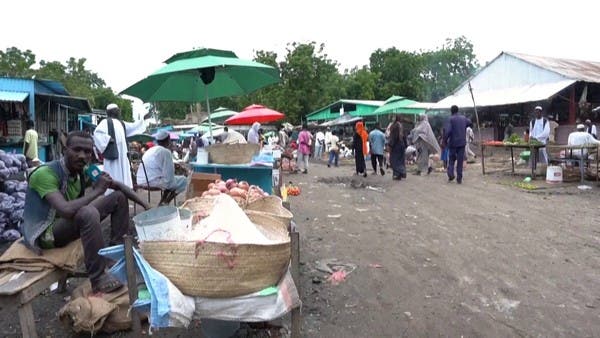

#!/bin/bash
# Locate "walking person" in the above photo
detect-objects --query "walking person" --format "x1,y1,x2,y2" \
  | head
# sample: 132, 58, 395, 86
315, 129, 325, 160
411, 115, 440, 175
327, 130, 340, 168
368, 123, 386, 175
444, 105, 472, 184
353, 121, 368, 177
465, 126, 476, 162
324, 127, 333, 153
297, 124, 312, 174
388, 116, 407, 180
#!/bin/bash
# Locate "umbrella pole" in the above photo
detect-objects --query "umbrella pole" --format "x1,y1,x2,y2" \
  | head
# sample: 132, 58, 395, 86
204, 85, 213, 141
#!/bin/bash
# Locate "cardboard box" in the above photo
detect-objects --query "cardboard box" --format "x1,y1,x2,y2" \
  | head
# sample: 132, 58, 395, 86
187, 173, 221, 199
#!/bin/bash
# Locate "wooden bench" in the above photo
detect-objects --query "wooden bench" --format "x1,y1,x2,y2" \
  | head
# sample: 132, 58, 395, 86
0, 269, 74, 338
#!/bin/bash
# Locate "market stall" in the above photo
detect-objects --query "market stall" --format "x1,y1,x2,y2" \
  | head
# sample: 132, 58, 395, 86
65, 179, 303, 336
0, 77, 92, 162
481, 141, 546, 178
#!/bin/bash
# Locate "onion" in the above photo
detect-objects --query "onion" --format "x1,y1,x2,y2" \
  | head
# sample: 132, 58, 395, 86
207, 183, 215, 190
218, 185, 229, 193
225, 179, 237, 190
238, 181, 250, 191
229, 187, 248, 199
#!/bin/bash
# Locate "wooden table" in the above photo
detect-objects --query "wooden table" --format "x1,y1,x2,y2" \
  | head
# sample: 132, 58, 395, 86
481, 143, 546, 178
546, 144, 599, 183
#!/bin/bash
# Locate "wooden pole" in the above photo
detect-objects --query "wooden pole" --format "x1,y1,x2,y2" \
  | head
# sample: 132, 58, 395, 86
468, 81, 482, 146
124, 236, 141, 334
290, 231, 300, 338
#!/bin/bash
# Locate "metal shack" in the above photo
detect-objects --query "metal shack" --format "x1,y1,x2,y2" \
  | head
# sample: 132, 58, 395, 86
0, 77, 92, 161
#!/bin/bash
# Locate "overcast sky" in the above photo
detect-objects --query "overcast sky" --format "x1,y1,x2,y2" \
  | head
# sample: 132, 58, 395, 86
3, 0, 598, 116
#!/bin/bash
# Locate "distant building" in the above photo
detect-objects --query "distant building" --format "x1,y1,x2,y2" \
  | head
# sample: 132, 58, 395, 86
433, 52, 600, 141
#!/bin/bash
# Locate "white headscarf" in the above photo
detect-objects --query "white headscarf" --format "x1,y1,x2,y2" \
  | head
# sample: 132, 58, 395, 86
411, 115, 440, 154
247, 122, 261, 144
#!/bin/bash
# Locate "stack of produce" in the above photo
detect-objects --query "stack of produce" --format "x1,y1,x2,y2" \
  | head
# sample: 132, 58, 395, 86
0, 150, 30, 242
201, 179, 269, 206
0, 150, 28, 179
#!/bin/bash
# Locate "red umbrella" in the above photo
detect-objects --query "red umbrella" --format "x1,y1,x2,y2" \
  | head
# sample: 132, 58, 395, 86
224, 104, 285, 125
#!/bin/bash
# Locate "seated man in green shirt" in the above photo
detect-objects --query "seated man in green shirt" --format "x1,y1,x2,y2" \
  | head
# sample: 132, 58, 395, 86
22, 131, 149, 293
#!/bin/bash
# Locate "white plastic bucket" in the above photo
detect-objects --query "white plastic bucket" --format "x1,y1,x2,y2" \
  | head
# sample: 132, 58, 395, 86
546, 165, 563, 184
196, 149, 209, 164
133, 206, 183, 241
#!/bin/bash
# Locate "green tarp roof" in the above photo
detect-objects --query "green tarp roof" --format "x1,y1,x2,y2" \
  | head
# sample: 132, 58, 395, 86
370, 96, 431, 116
306, 99, 384, 121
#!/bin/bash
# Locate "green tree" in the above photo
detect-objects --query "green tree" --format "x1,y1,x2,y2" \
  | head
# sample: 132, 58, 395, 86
278, 42, 343, 123
155, 101, 191, 121
240, 50, 284, 112
369, 48, 425, 101
92, 87, 134, 121
343, 66, 379, 100
0, 47, 133, 120
421, 36, 479, 102
0, 47, 36, 77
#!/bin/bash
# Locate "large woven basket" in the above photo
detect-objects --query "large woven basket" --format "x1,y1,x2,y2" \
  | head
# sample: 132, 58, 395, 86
245, 196, 293, 224
139, 212, 290, 298
207, 143, 260, 164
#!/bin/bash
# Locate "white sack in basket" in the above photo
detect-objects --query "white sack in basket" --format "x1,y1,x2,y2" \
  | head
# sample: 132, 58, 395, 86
190, 194, 274, 245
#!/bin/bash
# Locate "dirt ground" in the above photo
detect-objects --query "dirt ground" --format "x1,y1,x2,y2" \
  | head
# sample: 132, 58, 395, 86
2, 153, 600, 337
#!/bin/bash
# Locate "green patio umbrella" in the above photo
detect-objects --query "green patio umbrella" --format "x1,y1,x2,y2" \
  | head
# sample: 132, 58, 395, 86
200, 107, 238, 124
121, 48, 280, 139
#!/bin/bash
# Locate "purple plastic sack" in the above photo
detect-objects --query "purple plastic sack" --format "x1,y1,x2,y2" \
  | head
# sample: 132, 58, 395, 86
0, 196, 15, 213
9, 209, 24, 223
15, 181, 28, 193
12, 200, 25, 210
11, 192, 26, 201
3, 180, 18, 194
0, 169, 9, 179
2, 229, 21, 241
0, 154, 14, 167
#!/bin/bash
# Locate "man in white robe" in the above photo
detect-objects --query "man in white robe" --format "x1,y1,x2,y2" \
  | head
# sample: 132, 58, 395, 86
93, 103, 147, 193
529, 106, 550, 165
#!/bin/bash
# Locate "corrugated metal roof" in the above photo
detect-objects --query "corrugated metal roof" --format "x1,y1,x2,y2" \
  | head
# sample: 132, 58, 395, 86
34, 79, 70, 96
37, 93, 92, 113
508, 52, 600, 83
0, 90, 29, 102
432, 79, 575, 109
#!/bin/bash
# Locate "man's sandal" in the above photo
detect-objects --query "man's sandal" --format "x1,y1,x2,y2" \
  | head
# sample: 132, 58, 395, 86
93, 273, 123, 294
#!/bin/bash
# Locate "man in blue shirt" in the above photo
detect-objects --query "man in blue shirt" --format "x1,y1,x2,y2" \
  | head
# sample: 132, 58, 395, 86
368, 124, 387, 175
444, 105, 473, 184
